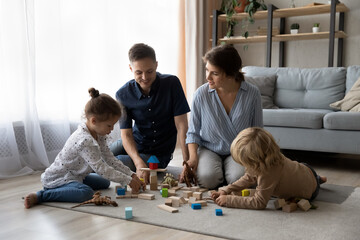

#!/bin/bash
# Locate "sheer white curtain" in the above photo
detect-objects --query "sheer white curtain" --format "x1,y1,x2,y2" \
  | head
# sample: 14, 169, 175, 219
0, 0, 181, 179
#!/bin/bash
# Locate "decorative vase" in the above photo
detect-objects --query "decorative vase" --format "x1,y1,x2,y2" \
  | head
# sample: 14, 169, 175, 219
312, 27, 320, 33
235, 0, 249, 13
290, 29, 298, 34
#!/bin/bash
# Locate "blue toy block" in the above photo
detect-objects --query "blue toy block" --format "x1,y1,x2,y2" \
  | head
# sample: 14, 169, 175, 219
117, 188, 126, 195
125, 207, 133, 219
147, 155, 160, 164
215, 209, 223, 216
191, 203, 202, 210
162, 188, 168, 198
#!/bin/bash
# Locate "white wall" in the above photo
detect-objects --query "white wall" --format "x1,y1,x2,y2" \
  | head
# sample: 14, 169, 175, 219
232, 0, 360, 68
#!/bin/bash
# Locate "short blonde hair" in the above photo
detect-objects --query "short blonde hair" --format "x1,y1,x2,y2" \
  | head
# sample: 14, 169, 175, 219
230, 127, 284, 175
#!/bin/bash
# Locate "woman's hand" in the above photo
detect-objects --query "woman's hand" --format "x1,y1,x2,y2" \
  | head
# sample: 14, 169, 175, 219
179, 156, 198, 183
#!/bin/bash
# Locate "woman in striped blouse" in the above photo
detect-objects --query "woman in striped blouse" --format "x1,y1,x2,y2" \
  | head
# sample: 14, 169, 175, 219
183, 45, 263, 189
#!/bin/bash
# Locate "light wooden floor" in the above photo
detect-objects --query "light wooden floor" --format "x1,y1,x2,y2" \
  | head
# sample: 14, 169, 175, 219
1, 149, 360, 240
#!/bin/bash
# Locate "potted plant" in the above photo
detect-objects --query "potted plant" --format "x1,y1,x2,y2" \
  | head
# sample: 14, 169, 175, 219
220, 0, 267, 39
312, 23, 320, 33
290, 23, 299, 34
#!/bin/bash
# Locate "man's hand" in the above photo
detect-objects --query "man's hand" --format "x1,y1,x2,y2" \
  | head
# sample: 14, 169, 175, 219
135, 161, 149, 184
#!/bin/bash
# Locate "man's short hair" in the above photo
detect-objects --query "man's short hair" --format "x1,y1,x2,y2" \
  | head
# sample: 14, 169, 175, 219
128, 43, 156, 63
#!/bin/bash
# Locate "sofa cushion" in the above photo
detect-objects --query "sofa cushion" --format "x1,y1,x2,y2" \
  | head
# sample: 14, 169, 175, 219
324, 112, 360, 130
243, 66, 346, 110
245, 75, 278, 109
346, 65, 360, 93
330, 77, 360, 112
263, 109, 332, 129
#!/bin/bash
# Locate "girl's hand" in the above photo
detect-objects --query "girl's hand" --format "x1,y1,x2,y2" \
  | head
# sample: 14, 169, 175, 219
215, 195, 227, 207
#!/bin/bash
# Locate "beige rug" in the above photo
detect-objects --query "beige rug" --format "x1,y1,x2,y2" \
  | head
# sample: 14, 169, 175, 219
42, 170, 360, 240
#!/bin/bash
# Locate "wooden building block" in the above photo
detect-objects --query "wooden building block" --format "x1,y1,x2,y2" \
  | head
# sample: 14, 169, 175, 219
191, 203, 202, 209
241, 189, 250, 197
274, 198, 286, 209
282, 203, 297, 213
215, 209, 223, 216
297, 199, 311, 211
138, 193, 155, 200
199, 188, 208, 193
194, 200, 207, 206
188, 197, 197, 206
170, 186, 183, 191
157, 204, 178, 213
150, 183, 158, 190
168, 189, 176, 196
165, 198, 172, 206
179, 197, 187, 204
150, 175, 157, 184
169, 197, 180, 207
162, 188, 168, 198
183, 191, 193, 198
125, 207, 133, 219
193, 192, 202, 200
190, 186, 200, 192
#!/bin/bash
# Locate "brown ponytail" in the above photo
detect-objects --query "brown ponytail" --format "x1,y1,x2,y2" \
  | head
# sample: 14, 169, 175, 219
84, 88, 122, 122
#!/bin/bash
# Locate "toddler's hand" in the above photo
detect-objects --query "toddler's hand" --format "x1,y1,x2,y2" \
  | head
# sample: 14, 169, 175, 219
215, 195, 227, 207
211, 190, 226, 200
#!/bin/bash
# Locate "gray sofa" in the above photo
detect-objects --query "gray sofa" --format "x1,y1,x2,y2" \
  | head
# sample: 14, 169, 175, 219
243, 65, 360, 155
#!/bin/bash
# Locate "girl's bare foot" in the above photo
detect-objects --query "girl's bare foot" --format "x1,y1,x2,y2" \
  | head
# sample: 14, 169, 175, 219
24, 193, 38, 209
319, 176, 327, 184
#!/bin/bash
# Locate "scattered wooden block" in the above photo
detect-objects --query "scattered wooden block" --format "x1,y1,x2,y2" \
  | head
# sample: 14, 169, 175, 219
183, 191, 193, 198
282, 203, 297, 213
169, 197, 180, 207
297, 199, 311, 211
157, 204, 178, 213
191, 186, 200, 192
191, 203, 202, 209
179, 197, 187, 204
241, 189, 250, 197
215, 209, 223, 216
125, 207, 133, 219
194, 200, 207, 206
138, 193, 155, 200
274, 198, 286, 209
165, 198, 172, 206
193, 192, 202, 200
168, 189, 176, 196
199, 188, 208, 193
170, 186, 183, 191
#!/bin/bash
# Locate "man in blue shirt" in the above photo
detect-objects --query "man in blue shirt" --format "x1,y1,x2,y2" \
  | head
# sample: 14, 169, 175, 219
111, 43, 190, 183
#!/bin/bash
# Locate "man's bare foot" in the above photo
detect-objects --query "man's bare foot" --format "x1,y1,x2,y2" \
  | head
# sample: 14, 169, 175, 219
24, 193, 38, 209
319, 176, 327, 184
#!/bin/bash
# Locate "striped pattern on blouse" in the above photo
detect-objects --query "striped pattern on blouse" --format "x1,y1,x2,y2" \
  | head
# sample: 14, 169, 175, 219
186, 81, 263, 155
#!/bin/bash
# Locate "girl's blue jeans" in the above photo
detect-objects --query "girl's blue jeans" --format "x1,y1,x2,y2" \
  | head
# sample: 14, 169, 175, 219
36, 173, 110, 203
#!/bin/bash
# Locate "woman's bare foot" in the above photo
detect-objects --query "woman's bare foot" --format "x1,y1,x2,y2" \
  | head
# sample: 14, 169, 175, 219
319, 176, 327, 184
24, 193, 38, 209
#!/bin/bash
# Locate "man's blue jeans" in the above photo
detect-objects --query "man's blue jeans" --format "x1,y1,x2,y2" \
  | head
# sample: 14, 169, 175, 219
110, 138, 172, 170
37, 173, 110, 203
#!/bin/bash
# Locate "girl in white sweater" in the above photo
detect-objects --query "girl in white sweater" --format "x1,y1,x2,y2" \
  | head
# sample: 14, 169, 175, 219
24, 88, 145, 208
